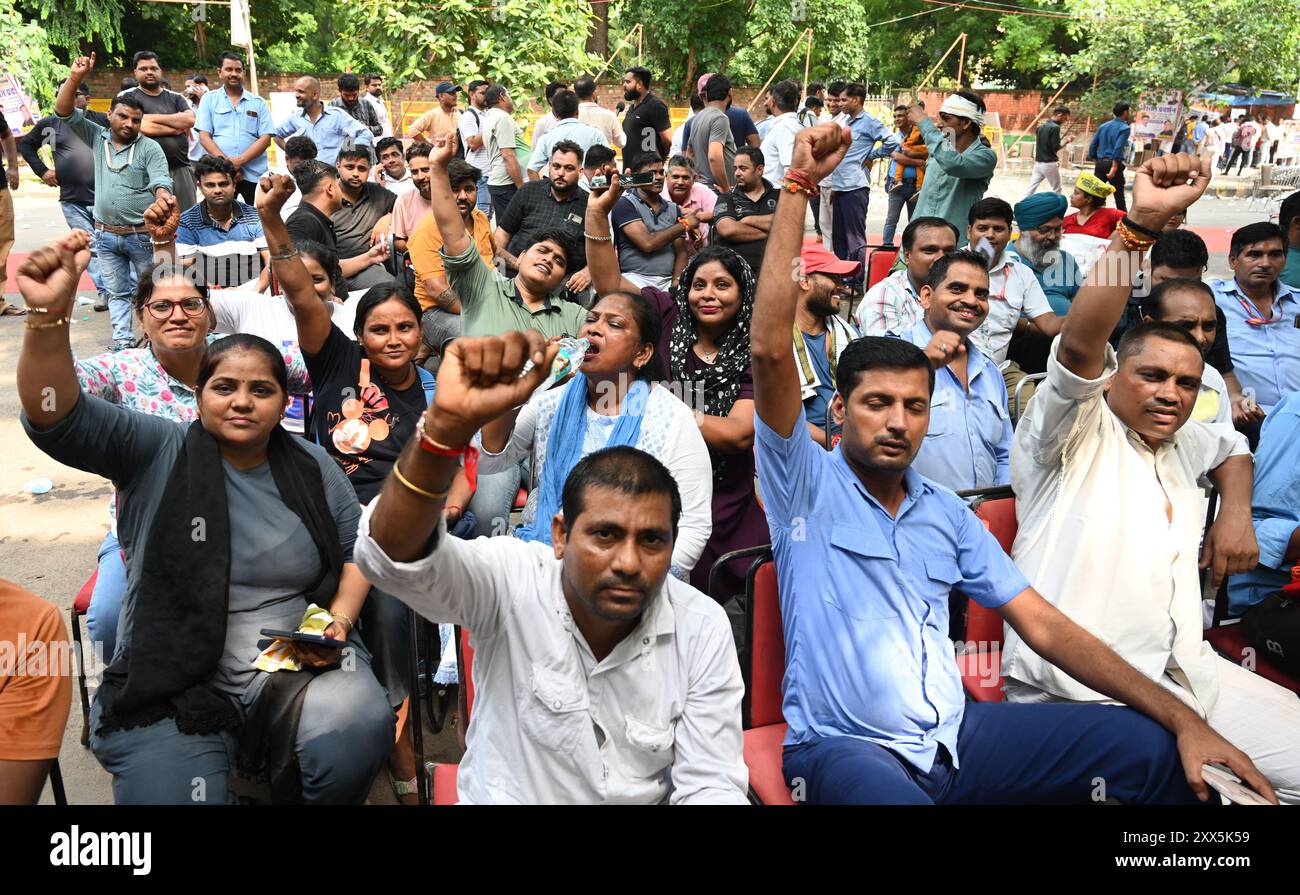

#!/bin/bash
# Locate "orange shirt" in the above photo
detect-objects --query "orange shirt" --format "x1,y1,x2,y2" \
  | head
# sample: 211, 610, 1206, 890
408, 106, 461, 142
0, 580, 72, 761
409, 208, 494, 311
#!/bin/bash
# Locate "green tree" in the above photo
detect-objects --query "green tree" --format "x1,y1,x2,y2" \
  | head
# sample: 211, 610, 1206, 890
345, 0, 599, 96
2, 0, 67, 107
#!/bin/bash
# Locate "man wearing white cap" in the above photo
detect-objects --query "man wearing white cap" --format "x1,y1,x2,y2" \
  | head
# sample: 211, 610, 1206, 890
909, 92, 997, 243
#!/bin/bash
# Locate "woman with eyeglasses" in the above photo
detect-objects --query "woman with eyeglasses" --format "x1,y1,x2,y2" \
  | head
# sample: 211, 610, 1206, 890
17, 231, 393, 803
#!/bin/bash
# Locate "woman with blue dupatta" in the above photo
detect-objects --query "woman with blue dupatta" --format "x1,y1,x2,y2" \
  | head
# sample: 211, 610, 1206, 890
478, 292, 714, 580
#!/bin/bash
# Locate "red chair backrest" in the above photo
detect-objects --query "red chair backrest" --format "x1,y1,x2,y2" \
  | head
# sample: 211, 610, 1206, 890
968, 497, 1019, 647
867, 248, 899, 289
460, 627, 475, 729
748, 559, 786, 729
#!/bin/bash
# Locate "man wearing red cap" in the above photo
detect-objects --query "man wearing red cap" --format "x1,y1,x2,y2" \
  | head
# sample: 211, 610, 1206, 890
794, 241, 863, 447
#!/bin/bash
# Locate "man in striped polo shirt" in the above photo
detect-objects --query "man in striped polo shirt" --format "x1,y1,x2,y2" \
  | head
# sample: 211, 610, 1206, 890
176, 154, 269, 289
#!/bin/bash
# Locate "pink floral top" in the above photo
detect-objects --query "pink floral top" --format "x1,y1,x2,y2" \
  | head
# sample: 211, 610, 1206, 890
75, 337, 312, 526
75, 336, 311, 420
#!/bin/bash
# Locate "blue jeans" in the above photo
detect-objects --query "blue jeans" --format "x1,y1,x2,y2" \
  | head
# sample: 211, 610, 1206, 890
468, 459, 527, 538
476, 174, 492, 216
89, 648, 393, 804
88, 529, 128, 664
881, 180, 918, 246
96, 228, 153, 346
59, 202, 108, 301
782, 701, 1203, 805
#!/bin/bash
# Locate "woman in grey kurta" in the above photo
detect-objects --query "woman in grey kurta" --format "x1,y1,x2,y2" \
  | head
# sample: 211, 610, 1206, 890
16, 231, 392, 803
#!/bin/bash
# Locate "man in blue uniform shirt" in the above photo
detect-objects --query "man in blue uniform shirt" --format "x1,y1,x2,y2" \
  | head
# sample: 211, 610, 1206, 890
747, 121, 1275, 805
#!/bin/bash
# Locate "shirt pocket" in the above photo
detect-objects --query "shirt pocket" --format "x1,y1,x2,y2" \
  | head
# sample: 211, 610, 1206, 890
825, 524, 900, 620
926, 385, 958, 440
622, 714, 676, 780
923, 557, 962, 615
242, 110, 264, 138
517, 663, 590, 754
121, 166, 149, 191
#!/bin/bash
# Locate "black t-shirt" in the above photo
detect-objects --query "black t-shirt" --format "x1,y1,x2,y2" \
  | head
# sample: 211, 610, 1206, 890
499, 179, 588, 271
711, 181, 780, 275
305, 325, 430, 505
622, 92, 671, 159
287, 202, 345, 287
119, 87, 193, 169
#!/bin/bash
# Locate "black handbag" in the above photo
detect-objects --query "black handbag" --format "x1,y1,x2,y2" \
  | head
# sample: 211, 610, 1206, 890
1241, 589, 1300, 677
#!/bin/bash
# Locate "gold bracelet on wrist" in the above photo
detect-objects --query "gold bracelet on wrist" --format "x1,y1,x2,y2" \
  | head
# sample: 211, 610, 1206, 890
25, 316, 70, 330
392, 462, 451, 501
330, 610, 354, 632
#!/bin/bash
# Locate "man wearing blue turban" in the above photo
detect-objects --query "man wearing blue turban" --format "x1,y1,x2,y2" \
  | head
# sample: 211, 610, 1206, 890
1010, 192, 1081, 316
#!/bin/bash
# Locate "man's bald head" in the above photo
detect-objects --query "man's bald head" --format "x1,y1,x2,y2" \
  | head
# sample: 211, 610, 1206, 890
293, 76, 321, 109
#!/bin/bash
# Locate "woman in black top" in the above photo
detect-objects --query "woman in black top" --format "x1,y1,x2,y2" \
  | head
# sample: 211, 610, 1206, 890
258, 172, 472, 802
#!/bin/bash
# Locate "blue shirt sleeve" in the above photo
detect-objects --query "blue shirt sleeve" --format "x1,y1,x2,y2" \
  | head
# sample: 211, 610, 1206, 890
255, 98, 276, 138
275, 113, 298, 140
753, 404, 823, 525
1250, 399, 1300, 570
196, 93, 214, 134
952, 500, 1029, 608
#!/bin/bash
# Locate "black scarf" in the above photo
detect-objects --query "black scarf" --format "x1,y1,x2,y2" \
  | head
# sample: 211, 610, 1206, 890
96, 421, 343, 736
666, 250, 756, 481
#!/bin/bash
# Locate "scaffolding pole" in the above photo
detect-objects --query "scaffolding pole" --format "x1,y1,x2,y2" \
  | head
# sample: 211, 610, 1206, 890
748, 28, 812, 113
916, 32, 965, 93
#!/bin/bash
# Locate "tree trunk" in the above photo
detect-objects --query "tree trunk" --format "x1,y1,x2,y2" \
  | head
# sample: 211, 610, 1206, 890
585, 0, 609, 57
682, 46, 697, 102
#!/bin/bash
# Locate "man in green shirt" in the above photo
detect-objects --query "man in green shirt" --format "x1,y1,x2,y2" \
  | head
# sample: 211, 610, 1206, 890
910, 92, 997, 244
426, 134, 584, 341
58, 53, 174, 351
1281, 190, 1300, 290
425, 131, 587, 537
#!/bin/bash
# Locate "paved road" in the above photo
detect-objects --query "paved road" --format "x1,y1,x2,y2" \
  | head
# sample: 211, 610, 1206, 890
0, 162, 1275, 804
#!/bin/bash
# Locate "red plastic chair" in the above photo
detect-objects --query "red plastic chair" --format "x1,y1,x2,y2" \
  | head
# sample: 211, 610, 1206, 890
429, 627, 473, 805
955, 494, 1017, 702
512, 487, 527, 512
865, 247, 899, 289
739, 550, 798, 805
69, 571, 98, 747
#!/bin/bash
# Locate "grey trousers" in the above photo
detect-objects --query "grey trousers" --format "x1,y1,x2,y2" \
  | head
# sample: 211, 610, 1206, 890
90, 657, 394, 805
170, 164, 197, 212
1024, 162, 1061, 196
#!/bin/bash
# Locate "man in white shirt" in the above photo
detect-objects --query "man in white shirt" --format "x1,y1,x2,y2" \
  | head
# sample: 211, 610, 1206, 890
855, 215, 957, 335
574, 76, 624, 151
759, 79, 801, 183
371, 136, 414, 196
456, 79, 493, 215
1004, 151, 1300, 803
363, 73, 394, 139
354, 331, 748, 805
964, 196, 1062, 411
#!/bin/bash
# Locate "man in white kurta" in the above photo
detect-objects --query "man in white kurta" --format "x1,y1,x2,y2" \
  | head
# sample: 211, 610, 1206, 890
1001, 153, 1300, 802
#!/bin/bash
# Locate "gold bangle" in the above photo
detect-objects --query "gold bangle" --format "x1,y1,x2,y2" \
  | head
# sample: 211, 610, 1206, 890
25, 305, 52, 314
330, 610, 354, 631
25, 316, 70, 329
392, 462, 451, 501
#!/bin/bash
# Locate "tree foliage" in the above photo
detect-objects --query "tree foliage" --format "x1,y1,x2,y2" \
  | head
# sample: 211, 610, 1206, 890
6, 0, 1294, 111
1, 0, 68, 106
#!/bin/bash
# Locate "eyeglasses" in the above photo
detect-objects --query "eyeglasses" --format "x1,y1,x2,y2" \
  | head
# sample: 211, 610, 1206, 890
144, 297, 209, 320
1033, 225, 1064, 238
